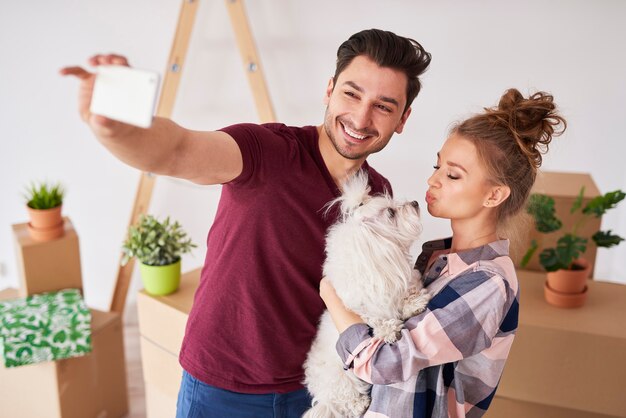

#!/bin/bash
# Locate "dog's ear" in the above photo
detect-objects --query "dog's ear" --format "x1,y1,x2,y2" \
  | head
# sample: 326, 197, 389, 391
339, 170, 370, 215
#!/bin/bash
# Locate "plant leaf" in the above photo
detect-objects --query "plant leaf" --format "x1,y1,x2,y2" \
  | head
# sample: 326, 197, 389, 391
520, 239, 538, 267
539, 248, 563, 272
527, 194, 562, 233
582, 190, 626, 218
592, 230, 625, 248
120, 214, 197, 266
570, 186, 585, 214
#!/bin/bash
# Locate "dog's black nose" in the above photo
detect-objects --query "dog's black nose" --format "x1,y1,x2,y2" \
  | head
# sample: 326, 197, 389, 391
411, 200, 419, 208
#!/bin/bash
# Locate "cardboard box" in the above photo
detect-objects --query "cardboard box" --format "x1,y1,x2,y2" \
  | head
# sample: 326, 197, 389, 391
137, 267, 199, 355
137, 268, 200, 417
140, 339, 181, 417
0, 288, 129, 418
498, 270, 626, 417
488, 396, 618, 418
145, 383, 178, 418
515, 171, 602, 275
12, 217, 83, 297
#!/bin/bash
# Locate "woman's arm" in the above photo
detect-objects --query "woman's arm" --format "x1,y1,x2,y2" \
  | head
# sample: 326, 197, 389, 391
332, 270, 517, 385
319, 277, 365, 332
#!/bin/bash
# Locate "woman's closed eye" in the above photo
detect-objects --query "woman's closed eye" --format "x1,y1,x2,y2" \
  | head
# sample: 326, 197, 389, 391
433, 165, 460, 180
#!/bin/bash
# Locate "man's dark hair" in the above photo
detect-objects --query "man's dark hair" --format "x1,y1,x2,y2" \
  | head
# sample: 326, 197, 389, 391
334, 29, 432, 113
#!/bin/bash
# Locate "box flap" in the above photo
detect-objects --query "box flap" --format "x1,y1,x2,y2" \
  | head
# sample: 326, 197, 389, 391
91, 309, 120, 335
533, 171, 600, 198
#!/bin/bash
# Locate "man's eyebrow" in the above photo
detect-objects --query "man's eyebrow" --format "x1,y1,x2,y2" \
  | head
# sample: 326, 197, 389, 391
343, 81, 400, 108
436, 152, 468, 173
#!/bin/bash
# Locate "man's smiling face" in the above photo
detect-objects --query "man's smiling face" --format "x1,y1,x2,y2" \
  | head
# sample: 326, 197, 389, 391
323, 55, 411, 162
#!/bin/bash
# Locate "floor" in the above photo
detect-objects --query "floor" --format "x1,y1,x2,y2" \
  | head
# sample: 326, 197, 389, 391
123, 303, 147, 418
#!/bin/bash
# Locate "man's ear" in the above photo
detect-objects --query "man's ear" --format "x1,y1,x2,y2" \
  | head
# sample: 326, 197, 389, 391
395, 107, 412, 134
485, 185, 511, 208
323, 77, 334, 105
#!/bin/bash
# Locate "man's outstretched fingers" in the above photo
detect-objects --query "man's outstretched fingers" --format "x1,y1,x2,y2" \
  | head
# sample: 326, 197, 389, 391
88, 54, 129, 67
59, 66, 91, 79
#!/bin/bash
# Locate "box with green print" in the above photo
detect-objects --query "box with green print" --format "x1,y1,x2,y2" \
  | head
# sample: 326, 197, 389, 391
0, 289, 91, 368
0, 288, 128, 418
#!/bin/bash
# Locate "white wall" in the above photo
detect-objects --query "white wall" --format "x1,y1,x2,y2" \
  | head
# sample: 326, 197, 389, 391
1, 0, 625, 311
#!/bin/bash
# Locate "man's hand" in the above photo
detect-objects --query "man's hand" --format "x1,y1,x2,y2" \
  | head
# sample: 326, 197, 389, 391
59, 54, 137, 138
60, 54, 243, 185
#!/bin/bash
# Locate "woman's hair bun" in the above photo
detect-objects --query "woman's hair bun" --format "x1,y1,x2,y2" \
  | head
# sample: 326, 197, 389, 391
487, 88, 567, 169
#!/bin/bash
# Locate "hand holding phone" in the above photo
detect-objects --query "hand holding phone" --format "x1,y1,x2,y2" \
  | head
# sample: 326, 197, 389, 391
89, 65, 160, 128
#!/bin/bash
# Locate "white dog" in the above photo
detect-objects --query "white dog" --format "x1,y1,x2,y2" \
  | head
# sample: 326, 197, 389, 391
303, 171, 430, 418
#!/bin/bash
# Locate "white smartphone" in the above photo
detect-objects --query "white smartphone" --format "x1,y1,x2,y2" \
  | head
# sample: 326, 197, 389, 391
90, 65, 160, 128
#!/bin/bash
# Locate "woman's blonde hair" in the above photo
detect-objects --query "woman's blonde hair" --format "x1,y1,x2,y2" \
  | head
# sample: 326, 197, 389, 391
451, 89, 567, 224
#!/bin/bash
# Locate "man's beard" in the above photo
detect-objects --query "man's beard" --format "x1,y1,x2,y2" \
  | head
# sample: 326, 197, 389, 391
323, 109, 388, 161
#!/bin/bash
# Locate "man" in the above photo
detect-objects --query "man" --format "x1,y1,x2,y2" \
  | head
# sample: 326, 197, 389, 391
61, 28, 431, 417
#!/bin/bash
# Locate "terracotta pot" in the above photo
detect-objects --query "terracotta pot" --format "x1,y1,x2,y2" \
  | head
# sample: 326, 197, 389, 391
26, 205, 65, 242
544, 282, 588, 308
27, 222, 65, 242
545, 258, 590, 294
27, 205, 63, 229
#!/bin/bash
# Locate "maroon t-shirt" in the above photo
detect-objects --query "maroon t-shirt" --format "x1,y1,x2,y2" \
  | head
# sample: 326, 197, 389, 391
179, 123, 392, 393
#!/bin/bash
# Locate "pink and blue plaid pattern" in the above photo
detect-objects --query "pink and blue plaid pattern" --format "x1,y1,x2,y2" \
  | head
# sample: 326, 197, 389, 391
337, 238, 519, 418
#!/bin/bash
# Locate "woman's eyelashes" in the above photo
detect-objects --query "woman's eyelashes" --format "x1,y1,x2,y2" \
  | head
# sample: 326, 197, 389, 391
433, 164, 460, 180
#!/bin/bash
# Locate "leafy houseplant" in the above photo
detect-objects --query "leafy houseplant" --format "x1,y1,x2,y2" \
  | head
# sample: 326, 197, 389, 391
521, 188, 625, 272
521, 187, 625, 308
23, 181, 66, 242
24, 182, 65, 210
121, 214, 196, 295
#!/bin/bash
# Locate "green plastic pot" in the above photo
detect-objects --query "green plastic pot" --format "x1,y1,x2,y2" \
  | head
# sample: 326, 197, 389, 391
139, 259, 181, 296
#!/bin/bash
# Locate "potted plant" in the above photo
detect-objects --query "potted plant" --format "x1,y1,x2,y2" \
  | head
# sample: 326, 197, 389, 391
121, 214, 197, 296
521, 187, 625, 308
23, 181, 66, 242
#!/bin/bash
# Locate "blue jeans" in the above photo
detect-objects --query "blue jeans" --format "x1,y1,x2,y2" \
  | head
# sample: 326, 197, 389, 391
176, 370, 313, 418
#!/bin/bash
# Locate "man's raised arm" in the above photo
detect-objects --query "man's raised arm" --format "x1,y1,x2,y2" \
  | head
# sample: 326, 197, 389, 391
60, 54, 242, 185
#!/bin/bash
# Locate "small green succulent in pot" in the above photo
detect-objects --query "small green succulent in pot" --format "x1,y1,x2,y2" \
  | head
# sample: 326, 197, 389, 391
121, 214, 197, 267
24, 181, 65, 209
521, 187, 625, 272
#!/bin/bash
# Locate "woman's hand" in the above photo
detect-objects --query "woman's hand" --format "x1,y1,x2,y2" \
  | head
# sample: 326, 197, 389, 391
319, 277, 365, 333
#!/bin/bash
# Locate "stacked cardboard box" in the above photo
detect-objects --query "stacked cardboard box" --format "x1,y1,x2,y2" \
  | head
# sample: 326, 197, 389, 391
491, 270, 626, 418
488, 397, 618, 418
0, 218, 129, 417
137, 268, 200, 417
13, 217, 83, 297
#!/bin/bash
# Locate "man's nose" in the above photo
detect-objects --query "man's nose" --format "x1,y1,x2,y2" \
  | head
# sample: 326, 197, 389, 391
352, 104, 372, 130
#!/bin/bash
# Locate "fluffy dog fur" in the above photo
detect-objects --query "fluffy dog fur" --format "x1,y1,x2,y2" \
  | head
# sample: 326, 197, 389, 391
303, 171, 430, 418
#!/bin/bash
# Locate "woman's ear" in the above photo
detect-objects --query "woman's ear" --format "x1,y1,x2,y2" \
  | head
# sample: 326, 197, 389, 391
485, 185, 511, 208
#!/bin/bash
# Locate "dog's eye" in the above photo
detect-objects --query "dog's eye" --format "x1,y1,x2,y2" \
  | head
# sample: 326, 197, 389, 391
358, 203, 364, 207
387, 208, 396, 218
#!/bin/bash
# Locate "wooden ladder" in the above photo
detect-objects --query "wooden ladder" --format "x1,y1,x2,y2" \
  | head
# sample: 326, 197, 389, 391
109, 0, 276, 313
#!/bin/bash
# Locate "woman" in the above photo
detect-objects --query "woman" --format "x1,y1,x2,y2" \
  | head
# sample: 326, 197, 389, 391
319, 88, 567, 418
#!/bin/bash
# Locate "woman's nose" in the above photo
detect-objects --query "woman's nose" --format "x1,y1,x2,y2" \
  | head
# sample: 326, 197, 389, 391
427, 172, 439, 187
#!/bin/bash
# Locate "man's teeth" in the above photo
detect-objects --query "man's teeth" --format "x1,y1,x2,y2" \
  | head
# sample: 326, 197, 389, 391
343, 125, 366, 140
